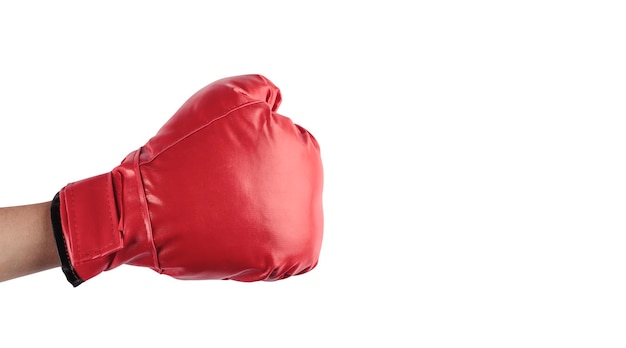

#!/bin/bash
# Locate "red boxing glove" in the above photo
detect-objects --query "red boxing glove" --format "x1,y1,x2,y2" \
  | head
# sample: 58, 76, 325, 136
50, 74, 323, 287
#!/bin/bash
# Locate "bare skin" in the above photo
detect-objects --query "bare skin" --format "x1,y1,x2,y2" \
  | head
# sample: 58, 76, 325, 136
0, 202, 60, 282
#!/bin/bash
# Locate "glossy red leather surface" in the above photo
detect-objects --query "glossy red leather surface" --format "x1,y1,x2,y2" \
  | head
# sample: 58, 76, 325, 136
58, 74, 323, 283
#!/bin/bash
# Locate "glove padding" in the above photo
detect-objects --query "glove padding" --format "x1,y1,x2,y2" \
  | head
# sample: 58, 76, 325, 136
51, 74, 324, 287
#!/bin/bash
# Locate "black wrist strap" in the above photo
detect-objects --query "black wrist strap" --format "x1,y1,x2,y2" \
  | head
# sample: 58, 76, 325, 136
51, 192, 84, 287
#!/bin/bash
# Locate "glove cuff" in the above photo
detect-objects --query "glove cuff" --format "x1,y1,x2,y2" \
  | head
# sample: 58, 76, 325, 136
51, 192, 83, 287
52, 173, 124, 285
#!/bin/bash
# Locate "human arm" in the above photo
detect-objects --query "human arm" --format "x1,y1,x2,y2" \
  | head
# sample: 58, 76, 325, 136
0, 201, 60, 282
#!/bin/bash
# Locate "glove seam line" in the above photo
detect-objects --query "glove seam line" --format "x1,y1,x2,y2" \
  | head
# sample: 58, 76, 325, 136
135, 150, 162, 273
141, 100, 266, 165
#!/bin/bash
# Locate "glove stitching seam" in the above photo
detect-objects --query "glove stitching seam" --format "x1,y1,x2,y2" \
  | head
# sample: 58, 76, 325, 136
135, 152, 162, 273
141, 100, 266, 165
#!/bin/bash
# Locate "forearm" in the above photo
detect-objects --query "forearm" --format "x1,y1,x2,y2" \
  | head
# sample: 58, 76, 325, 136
0, 202, 60, 282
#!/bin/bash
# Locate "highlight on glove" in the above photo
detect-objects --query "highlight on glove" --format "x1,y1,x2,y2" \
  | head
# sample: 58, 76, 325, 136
50, 74, 324, 287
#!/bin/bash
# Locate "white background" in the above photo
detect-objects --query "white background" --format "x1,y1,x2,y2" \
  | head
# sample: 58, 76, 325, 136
1, 1, 625, 347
